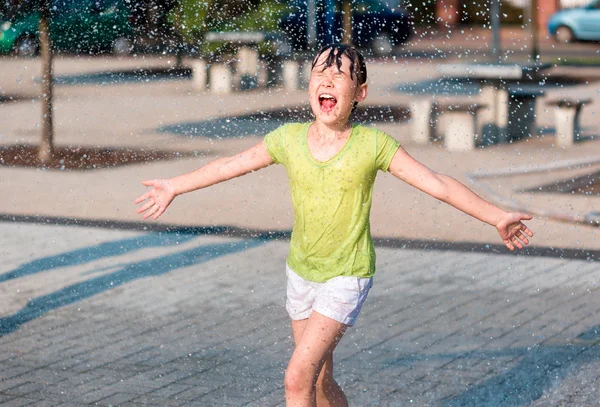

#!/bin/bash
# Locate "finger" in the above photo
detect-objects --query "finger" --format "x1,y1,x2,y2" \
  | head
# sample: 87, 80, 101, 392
143, 204, 160, 220
134, 192, 151, 204
520, 224, 534, 237
511, 236, 523, 249
142, 180, 157, 187
504, 239, 515, 251
152, 207, 166, 220
136, 200, 155, 214
511, 236, 523, 250
516, 231, 529, 245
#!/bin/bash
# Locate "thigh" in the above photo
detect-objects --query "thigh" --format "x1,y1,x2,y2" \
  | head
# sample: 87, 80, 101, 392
288, 311, 347, 379
292, 319, 309, 346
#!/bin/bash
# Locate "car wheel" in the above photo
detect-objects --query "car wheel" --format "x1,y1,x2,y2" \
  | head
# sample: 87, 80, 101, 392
112, 37, 133, 55
14, 35, 39, 57
372, 33, 394, 57
555, 26, 575, 43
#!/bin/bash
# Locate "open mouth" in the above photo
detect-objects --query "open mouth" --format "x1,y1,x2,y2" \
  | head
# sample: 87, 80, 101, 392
319, 94, 337, 112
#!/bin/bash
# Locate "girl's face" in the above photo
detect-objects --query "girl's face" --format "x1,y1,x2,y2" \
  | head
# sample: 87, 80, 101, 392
308, 51, 368, 128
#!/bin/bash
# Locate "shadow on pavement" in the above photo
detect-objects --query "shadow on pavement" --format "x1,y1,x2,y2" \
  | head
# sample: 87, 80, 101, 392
0, 232, 197, 283
50, 67, 192, 86
0, 233, 267, 337
1, 213, 597, 262
156, 104, 410, 139
440, 331, 600, 406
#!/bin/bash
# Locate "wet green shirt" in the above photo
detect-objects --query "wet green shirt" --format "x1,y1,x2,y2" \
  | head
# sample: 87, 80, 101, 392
264, 122, 400, 283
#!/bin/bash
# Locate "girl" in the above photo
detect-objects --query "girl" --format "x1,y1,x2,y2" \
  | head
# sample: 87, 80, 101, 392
135, 44, 534, 407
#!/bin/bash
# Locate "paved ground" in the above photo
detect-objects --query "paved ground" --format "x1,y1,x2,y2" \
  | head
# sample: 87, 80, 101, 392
0, 52, 598, 250
0, 221, 599, 406
1, 27, 600, 405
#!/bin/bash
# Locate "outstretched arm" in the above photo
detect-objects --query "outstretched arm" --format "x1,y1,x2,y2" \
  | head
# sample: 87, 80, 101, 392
388, 147, 534, 250
134, 140, 274, 220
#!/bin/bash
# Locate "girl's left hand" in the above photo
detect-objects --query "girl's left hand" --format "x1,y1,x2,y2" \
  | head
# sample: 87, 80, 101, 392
495, 213, 534, 250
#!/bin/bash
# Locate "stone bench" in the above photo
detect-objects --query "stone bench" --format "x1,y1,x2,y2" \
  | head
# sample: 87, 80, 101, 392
410, 99, 487, 151
190, 31, 300, 94
546, 98, 592, 148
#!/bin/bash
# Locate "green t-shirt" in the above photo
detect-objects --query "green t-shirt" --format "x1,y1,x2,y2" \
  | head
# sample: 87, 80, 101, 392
264, 122, 400, 283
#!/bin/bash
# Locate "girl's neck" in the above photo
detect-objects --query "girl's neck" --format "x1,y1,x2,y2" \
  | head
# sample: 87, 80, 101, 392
312, 121, 352, 141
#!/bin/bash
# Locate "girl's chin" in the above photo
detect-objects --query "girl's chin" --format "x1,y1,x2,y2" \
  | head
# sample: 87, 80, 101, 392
311, 108, 350, 124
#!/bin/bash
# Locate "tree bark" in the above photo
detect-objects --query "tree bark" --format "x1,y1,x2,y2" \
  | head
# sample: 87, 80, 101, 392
342, 0, 352, 45
38, 3, 54, 164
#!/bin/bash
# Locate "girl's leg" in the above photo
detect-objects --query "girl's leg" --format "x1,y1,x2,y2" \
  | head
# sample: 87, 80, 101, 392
286, 312, 348, 407
292, 320, 349, 407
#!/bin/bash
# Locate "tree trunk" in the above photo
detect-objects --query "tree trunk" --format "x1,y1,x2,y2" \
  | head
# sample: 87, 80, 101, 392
38, 3, 54, 164
342, 0, 352, 45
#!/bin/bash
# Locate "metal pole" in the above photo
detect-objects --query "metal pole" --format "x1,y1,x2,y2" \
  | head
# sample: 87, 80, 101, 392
530, 0, 539, 62
490, 0, 501, 62
307, 0, 317, 49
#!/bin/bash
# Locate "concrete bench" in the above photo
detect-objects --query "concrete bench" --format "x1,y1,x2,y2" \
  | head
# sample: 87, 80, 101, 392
478, 87, 545, 144
410, 99, 486, 151
438, 63, 551, 145
546, 98, 592, 148
191, 31, 294, 94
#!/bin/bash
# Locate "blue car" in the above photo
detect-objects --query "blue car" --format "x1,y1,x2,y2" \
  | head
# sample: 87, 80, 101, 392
548, 0, 600, 43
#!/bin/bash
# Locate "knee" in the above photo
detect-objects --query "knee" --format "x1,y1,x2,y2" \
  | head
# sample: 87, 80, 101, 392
284, 365, 314, 395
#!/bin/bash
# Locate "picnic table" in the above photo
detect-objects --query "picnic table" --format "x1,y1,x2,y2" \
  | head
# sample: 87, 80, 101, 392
437, 63, 552, 144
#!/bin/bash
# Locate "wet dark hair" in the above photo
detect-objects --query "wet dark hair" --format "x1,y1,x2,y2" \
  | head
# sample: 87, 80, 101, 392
312, 43, 367, 86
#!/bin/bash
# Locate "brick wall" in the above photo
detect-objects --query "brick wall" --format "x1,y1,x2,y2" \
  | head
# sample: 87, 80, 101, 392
538, 0, 559, 33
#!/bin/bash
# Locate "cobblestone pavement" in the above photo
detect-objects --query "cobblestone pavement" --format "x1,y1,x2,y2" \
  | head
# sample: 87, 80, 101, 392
1, 221, 599, 406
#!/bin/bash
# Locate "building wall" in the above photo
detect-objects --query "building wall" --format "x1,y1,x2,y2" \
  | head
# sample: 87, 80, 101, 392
433, 0, 561, 31
538, 0, 560, 32
435, 0, 460, 26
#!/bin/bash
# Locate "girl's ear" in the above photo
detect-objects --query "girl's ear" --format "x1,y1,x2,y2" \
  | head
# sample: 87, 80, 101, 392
354, 83, 368, 103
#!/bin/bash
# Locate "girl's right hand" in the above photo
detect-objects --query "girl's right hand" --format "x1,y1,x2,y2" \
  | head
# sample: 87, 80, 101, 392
134, 179, 176, 220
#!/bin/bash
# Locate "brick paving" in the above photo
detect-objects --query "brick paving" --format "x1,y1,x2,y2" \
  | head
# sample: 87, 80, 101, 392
1, 221, 598, 406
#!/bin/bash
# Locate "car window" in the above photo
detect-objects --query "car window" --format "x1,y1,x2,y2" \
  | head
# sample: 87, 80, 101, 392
590, 0, 600, 9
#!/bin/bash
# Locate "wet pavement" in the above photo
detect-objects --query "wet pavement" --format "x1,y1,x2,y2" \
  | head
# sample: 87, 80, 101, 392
1, 221, 599, 406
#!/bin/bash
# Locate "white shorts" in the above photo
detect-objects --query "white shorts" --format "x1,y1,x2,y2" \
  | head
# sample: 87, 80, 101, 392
285, 264, 373, 327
